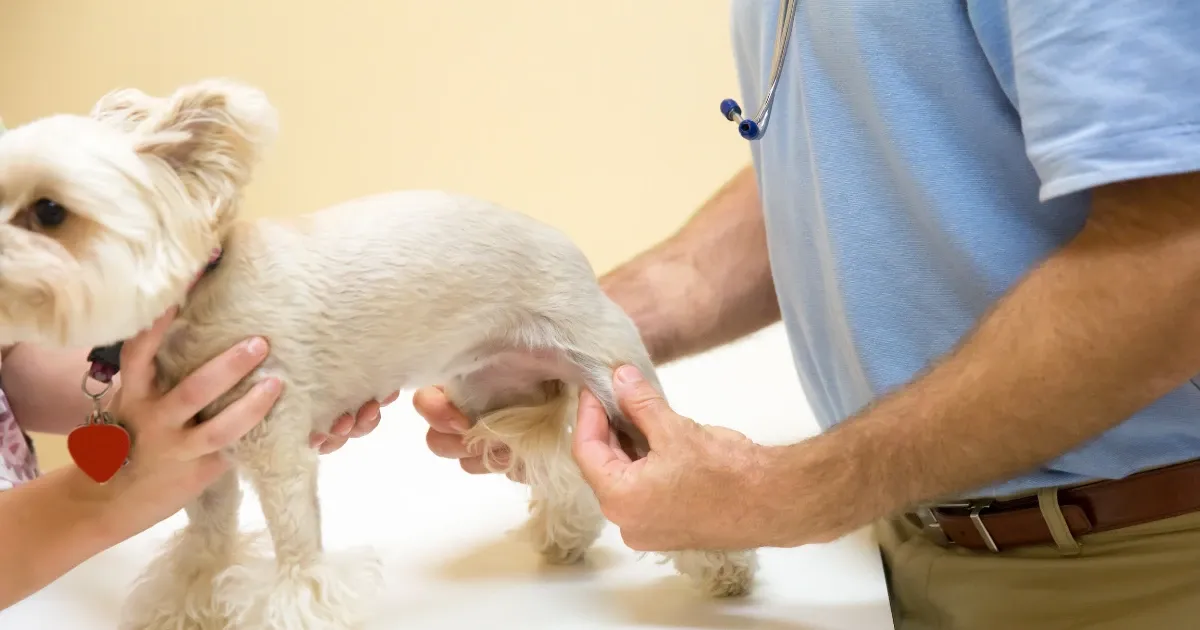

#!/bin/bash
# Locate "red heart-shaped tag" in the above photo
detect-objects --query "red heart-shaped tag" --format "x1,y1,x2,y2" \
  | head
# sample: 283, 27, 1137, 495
67, 424, 131, 483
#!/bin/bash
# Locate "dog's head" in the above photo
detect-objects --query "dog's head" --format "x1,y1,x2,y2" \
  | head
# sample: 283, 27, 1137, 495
0, 79, 276, 347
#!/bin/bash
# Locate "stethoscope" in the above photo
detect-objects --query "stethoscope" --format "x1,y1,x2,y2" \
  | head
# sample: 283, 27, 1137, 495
720, 0, 799, 141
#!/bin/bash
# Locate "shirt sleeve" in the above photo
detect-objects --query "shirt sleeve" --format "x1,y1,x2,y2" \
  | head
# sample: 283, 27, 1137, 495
1002, 0, 1200, 201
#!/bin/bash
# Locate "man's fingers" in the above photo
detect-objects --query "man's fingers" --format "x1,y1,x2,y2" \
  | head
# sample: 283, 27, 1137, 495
413, 386, 469, 434
574, 388, 613, 444
379, 391, 400, 406
609, 425, 634, 465
572, 389, 630, 491
505, 461, 527, 483
458, 448, 512, 474
426, 427, 472, 459
162, 337, 270, 423
117, 307, 178, 398
612, 365, 674, 445
572, 389, 633, 464
181, 377, 282, 459
459, 455, 491, 474
619, 530, 652, 552
619, 529, 683, 553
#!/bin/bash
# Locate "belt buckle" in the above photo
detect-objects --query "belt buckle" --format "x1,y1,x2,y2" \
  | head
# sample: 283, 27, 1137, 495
918, 499, 1000, 553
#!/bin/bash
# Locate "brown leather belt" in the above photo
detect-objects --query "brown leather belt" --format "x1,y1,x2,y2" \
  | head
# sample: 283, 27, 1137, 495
910, 458, 1200, 552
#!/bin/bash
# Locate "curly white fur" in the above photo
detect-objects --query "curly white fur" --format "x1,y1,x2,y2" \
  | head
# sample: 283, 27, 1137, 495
0, 79, 756, 629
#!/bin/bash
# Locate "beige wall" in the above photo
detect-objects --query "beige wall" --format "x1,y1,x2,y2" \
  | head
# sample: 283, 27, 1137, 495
0, 0, 749, 470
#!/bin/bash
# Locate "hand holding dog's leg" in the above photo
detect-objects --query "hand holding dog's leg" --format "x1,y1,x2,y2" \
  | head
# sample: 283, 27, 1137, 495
416, 386, 525, 482
449, 376, 604, 566
572, 366, 758, 597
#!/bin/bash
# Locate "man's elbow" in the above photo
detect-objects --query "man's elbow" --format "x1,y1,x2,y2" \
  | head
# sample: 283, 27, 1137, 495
1081, 171, 1200, 283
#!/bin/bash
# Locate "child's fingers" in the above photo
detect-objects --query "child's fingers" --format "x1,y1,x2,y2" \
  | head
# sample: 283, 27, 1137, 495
318, 435, 348, 454
179, 377, 282, 460
161, 337, 270, 425
349, 402, 382, 438
426, 428, 472, 459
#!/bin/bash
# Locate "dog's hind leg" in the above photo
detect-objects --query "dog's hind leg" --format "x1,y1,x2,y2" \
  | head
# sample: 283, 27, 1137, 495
548, 301, 759, 598
120, 470, 251, 630
217, 396, 383, 630
454, 373, 606, 566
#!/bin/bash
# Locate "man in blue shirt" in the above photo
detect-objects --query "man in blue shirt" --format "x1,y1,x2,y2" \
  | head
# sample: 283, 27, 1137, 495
419, 1, 1200, 626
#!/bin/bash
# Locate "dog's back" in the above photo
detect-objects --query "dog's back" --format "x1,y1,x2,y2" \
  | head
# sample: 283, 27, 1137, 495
156, 190, 639, 433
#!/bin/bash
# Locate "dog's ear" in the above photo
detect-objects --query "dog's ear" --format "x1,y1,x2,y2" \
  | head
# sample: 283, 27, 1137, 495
90, 87, 163, 132
134, 79, 278, 212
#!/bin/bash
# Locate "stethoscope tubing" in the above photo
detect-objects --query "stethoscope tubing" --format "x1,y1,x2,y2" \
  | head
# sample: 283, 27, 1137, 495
721, 0, 799, 141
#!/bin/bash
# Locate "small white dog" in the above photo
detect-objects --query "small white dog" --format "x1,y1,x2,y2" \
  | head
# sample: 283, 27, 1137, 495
0, 79, 756, 629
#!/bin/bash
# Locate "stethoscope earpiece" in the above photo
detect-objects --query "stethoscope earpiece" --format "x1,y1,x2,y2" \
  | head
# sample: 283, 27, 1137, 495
719, 99, 763, 140
720, 0, 799, 142
739, 119, 761, 140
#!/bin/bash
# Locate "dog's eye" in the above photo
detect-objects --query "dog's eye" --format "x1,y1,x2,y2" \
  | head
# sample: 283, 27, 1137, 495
32, 198, 67, 228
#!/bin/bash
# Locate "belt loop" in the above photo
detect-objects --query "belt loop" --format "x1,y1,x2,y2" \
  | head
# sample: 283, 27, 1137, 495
913, 506, 951, 546
1037, 488, 1081, 556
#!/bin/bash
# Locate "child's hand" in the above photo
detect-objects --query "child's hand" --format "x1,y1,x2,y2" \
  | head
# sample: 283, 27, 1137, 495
310, 391, 399, 454
95, 308, 281, 540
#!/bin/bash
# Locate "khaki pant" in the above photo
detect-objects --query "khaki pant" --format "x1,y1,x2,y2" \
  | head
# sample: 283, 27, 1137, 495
876, 496, 1200, 629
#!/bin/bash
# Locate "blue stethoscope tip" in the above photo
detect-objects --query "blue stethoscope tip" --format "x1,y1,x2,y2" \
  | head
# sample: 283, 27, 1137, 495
738, 120, 761, 140
720, 98, 742, 120
721, 98, 762, 140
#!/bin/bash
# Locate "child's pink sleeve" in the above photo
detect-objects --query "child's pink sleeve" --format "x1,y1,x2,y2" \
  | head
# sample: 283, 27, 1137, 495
0, 388, 40, 490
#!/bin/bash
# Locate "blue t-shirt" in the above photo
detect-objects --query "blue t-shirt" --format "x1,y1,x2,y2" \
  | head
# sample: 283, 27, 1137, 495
730, 0, 1200, 497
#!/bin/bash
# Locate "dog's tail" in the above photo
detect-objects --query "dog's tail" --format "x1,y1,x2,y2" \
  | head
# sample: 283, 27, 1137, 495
461, 380, 580, 496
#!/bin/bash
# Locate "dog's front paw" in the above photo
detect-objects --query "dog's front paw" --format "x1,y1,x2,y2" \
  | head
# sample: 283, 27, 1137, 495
217, 547, 384, 630
664, 549, 757, 598
120, 530, 269, 630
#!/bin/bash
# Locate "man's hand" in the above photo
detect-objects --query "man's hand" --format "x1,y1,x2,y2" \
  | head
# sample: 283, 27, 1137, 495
571, 365, 781, 551
413, 386, 527, 481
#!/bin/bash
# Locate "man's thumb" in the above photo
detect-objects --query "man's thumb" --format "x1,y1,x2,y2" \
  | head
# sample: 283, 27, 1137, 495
613, 365, 674, 437
571, 389, 629, 492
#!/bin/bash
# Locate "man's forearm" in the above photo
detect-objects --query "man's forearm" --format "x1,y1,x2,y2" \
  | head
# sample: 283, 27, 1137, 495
0, 467, 119, 610
601, 165, 780, 364
763, 173, 1200, 545
1, 344, 114, 434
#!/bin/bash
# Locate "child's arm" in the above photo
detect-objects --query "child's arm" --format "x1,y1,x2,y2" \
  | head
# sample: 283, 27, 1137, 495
0, 466, 122, 609
1, 344, 113, 434
0, 311, 283, 612
1, 343, 392, 449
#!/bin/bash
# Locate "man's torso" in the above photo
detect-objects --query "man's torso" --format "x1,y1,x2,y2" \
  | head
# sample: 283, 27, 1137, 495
729, 0, 1200, 496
